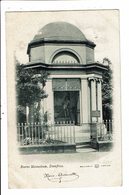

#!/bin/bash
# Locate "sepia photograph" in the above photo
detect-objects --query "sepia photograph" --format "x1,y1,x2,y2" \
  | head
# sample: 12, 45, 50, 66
5, 9, 122, 188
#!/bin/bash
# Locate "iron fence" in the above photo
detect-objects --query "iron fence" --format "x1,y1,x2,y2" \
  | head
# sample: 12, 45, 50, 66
17, 121, 75, 146
90, 120, 113, 141
17, 120, 113, 146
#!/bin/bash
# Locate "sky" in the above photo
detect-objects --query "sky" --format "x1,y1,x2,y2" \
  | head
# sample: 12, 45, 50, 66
6, 10, 119, 66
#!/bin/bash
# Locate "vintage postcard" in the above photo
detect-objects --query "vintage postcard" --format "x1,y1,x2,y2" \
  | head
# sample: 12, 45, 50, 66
6, 10, 122, 188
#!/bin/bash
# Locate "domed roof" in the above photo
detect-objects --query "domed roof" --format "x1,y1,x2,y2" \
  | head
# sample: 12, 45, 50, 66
33, 22, 87, 41
27, 22, 96, 54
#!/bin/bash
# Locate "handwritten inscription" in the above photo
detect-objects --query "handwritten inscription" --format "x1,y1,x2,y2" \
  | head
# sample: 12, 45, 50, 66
44, 172, 79, 183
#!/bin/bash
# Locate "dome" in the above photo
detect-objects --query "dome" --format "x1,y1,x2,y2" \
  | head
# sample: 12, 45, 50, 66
27, 22, 96, 54
33, 22, 87, 42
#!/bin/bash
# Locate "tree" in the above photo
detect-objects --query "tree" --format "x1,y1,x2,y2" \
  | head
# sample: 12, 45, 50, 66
16, 60, 48, 123
102, 58, 113, 120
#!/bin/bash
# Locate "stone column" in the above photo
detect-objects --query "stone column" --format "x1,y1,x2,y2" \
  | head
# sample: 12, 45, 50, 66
42, 84, 48, 115
28, 104, 34, 123
39, 99, 44, 123
45, 78, 54, 124
81, 78, 89, 124
97, 79, 103, 122
90, 78, 97, 123
26, 105, 29, 123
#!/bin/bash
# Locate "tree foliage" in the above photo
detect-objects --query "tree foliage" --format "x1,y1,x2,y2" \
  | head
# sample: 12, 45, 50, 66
16, 60, 48, 122
102, 58, 113, 120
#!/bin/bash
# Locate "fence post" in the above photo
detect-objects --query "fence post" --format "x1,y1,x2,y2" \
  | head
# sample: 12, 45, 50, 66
69, 121, 71, 143
66, 121, 68, 143
109, 120, 110, 133
21, 123, 24, 145
56, 122, 59, 141
63, 121, 65, 142
17, 123, 20, 144
73, 121, 75, 144
106, 120, 108, 132
34, 122, 37, 144
69, 121, 73, 143
96, 123, 98, 142
41, 122, 43, 144
109, 120, 112, 135
31, 123, 34, 145
28, 123, 31, 141
60, 121, 62, 142
37, 122, 40, 144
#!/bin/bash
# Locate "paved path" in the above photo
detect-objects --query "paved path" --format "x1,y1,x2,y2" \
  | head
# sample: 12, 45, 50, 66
20, 150, 109, 164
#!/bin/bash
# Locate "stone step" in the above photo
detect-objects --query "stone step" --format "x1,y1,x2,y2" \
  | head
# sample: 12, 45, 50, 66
76, 141, 91, 146
76, 144, 91, 149
76, 147, 97, 153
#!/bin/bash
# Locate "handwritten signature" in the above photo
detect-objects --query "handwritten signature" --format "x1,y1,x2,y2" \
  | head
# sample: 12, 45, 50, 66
44, 172, 79, 183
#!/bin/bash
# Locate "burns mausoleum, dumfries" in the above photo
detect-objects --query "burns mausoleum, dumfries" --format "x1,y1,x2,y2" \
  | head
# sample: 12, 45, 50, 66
25, 22, 107, 143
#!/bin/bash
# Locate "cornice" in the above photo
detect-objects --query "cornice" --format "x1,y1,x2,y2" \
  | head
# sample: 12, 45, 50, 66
27, 38, 96, 54
24, 62, 108, 72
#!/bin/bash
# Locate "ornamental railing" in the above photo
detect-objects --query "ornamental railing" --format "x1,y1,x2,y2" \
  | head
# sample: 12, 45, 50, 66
17, 121, 75, 146
17, 120, 113, 146
90, 120, 113, 142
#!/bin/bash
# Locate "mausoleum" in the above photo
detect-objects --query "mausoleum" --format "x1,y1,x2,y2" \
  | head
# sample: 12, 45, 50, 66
25, 22, 107, 143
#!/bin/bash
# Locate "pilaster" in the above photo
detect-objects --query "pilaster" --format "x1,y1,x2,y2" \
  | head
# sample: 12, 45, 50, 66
97, 78, 103, 122
45, 78, 54, 124
90, 77, 97, 123
81, 78, 89, 123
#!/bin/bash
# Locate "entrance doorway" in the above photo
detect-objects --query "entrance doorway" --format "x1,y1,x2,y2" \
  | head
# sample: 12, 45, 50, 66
54, 91, 80, 124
